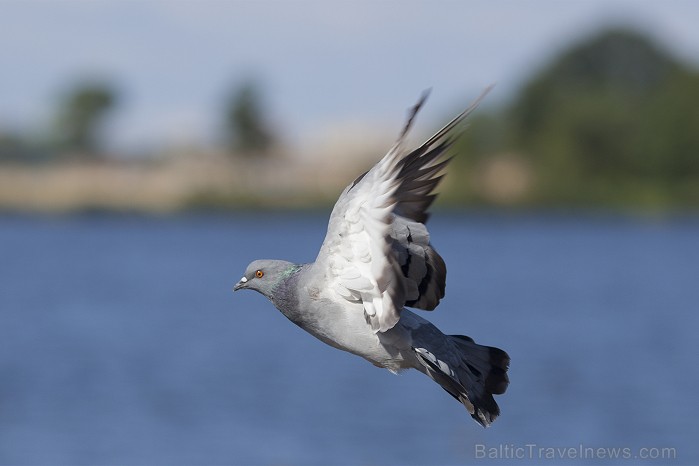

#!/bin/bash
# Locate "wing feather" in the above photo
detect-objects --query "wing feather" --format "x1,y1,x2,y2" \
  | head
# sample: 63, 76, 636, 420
315, 88, 491, 332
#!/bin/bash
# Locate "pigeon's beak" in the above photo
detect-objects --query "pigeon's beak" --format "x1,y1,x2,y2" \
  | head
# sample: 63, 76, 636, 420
233, 276, 248, 291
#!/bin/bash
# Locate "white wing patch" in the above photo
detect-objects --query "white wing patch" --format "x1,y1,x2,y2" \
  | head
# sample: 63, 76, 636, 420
323, 164, 406, 333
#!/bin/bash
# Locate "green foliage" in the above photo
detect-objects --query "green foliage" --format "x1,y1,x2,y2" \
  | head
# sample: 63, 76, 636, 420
54, 82, 117, 156
225, 80, 275, 155
446, 112, 514, 204
450, 27, 699, 209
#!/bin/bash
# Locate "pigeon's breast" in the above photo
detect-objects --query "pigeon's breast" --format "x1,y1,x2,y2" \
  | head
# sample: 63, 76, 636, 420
292, 283, 414, 369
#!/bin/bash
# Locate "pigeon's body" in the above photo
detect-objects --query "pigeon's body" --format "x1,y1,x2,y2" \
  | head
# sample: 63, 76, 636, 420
235, 90, 510, 427
272, 262, 417, 372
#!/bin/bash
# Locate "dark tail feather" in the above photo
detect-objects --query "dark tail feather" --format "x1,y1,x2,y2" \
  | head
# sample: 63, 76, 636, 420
451, 335, 510, 426
414, 335, 510, 427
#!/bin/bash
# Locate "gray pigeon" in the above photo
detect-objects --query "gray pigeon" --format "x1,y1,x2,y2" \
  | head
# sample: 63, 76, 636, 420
234, 89, 510, 427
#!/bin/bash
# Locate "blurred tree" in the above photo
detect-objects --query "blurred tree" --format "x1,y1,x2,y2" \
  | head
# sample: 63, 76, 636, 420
54, 81, 117, 156
0, 130, 48, 163
225, 80, 274, 155
448, 112, 515, 204
508, 27, 699, 206
0, 132, 27, 162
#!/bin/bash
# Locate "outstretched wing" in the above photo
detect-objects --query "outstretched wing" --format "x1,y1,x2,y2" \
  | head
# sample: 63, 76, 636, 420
315, 88, 491, 333
388, 86, 493, 311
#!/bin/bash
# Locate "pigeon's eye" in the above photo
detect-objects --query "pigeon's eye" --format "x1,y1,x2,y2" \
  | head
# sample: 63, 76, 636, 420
255, 270, 264, 278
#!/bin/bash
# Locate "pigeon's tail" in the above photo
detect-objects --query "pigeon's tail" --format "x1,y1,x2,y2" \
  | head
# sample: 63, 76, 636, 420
413, 335, 510, 427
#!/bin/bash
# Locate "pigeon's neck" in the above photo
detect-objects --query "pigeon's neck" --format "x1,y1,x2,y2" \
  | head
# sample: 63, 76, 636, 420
271, 263, 303, 290
269, 263, 305, 310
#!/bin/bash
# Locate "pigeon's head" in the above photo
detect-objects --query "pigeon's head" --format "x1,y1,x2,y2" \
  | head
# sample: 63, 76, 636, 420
233, 259, 298, 298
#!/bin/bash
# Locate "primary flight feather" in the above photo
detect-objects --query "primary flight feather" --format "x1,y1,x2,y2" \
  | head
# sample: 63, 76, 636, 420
234, 89, 510, 427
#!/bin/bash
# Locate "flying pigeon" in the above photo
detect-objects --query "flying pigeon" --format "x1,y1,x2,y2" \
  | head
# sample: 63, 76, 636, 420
234, 89, 510, 427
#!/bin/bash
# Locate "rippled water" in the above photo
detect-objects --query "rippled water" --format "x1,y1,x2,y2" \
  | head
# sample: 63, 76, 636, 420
1, 212, 697, 465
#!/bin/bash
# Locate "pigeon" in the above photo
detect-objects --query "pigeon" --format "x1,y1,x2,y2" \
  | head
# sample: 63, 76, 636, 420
234, 89, 510, 427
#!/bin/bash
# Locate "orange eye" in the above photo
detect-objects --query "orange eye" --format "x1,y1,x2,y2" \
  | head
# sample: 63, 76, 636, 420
255, 270, 264, 278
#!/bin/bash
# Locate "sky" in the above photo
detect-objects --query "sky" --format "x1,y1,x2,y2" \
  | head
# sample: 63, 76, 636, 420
1, 0, 698, 154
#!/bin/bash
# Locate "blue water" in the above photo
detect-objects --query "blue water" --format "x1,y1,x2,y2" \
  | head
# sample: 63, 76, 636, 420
1, 212, 697, 465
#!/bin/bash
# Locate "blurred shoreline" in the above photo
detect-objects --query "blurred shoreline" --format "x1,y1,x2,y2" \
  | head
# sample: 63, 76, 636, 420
1, 156, 697, 216
0, 153, 364, 214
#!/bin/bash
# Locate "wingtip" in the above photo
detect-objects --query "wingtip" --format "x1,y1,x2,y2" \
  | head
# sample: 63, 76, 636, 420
419, 85, 495, 149
416, 88, 431, 108
399, 89, 431, 140
471, 84, 495, 110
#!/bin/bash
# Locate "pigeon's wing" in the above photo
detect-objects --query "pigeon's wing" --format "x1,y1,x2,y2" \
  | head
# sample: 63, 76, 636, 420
314, 93, 430, 333
315, 88, 491, 332
389, 215, 446, 310
391, 86, 493, 225
389, 86, 493, 311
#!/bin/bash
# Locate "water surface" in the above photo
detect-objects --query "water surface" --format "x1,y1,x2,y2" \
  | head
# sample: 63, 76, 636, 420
1, 212, 697, 465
